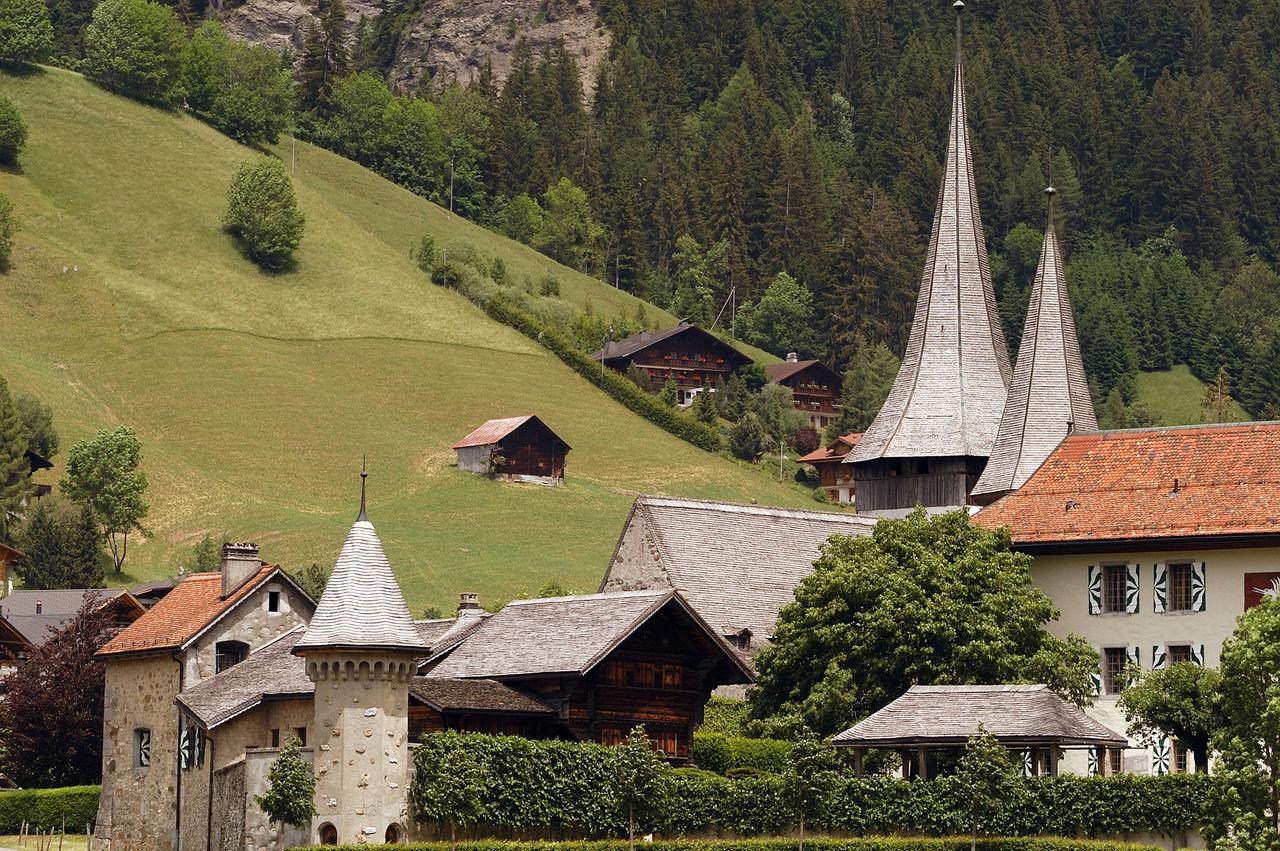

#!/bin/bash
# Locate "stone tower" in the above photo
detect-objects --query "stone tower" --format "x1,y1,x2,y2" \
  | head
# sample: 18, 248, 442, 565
971, 187, 1097, 504
846, 1, 1013, 512
293, 471, 428, 845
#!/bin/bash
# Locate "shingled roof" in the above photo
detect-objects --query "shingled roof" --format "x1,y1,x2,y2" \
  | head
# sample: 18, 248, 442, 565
410, 677, 554, 715
832, 685, 1126, 748
599, 496, 876, 641
177, 628, 313, 728
973, 202, 1096, 501
798, 433, 862, 465
974, 422, 1280, 548
1, 589, 143, 646
848, 10, 1010, 465
589, 323, 751, 368
452, 415, 570, 451
765, 360, 840, 387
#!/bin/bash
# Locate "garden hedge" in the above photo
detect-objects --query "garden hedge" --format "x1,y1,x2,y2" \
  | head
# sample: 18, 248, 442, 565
313, 839, 1161, 851
692, 733, 791, 776
0, 785, 101, 832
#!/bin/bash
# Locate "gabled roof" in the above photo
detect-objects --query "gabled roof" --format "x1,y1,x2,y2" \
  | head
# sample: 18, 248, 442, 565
25, 449, 52, 472
1, 589, 144, 647
590, 322, 752, 368
294, 515, 427, 655
599, 496, 876, 641
798, 433, 862, 465
452, 415, 570, 450
848, 15, 1010, 464
177, 627, 313, 728
97, 566, 287, 657
409, 677, 554, 715
416, 610, 490, 665
832, 684, 1126, 748
765, 360, 841, 387
974, 423, 1280, 548
973, 210, 1096, 501
426, 589, 754, 683
0, 542, 22, 561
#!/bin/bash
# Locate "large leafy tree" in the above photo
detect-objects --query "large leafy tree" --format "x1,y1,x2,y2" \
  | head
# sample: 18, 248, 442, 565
0, 0, 54, 65
741, 271, 816, 357
223, 157, 305, 270
749, 510, 1098, 736
1119, 662, 1219, 773
82, 0, 186, 105
61, 425, 148, 573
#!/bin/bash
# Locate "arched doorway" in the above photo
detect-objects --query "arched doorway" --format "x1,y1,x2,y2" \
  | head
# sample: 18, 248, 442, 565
318, 823, 337, 845
384, 824, 402, 844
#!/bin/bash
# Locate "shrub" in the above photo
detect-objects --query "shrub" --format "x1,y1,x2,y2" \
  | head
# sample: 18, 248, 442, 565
538, 274, 561, 297
0, 785, 100, 832
0, 193, 14, 269
415, 232, 436, 272
83, 0, 186, 105
792, 426, 820, 455
0, 95, 27, 164
311, 842, 1158, 851
209, 44, 293, 144
730, 412, 767, 460
0, 0, 54, 65
255, 735, 315, 829
223, 156, 305, 269
692, 733, 790, 776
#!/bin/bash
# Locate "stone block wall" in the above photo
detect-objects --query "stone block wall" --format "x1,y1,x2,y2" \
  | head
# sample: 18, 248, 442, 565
185, 582, 310, 684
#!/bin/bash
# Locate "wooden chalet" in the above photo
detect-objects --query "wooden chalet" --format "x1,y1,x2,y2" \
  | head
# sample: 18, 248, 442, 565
453, 415, 570, 485
0, 543, 20, 598
0, 588, 145, 649
591, 322, 752, 406
766, 355, 843, 431
797, 432, 862, 504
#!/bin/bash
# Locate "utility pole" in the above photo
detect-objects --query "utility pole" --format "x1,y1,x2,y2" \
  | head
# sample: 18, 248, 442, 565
449, 158, 455, 216
291, 135, 296, 177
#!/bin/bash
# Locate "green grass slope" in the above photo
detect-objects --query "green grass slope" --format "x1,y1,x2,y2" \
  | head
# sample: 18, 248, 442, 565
1134, 365, 1249, 426
0, 67, 814, 611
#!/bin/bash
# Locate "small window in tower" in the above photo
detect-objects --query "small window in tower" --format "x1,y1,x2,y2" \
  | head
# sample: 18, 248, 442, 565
135, 728, 152, 768
270, 728, 280, 748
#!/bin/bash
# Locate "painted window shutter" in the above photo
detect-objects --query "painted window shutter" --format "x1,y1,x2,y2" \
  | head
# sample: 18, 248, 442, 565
1125, 564, 1140, 613
1127, 645, 1140, 687
1151, 738, 1171, 776
1191, 643, 1206, 666
1152, 645, 1167, 670
1088, 748, 1100, 776
1021, 750, 1033, 777
137, 729, 152, 767
1153, 564, 1167, 613
1088, 565, 1102, 615
1090, 671, 1102, 697
1192, 562, 1207, 611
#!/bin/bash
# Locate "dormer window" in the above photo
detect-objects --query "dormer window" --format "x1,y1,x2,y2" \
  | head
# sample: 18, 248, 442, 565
215, 640, 249, 673
268, 590, 281, 613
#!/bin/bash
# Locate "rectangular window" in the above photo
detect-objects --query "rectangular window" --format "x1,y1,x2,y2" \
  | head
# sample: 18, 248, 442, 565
662, 664, 683, 690
1102, 565, 1127, 613
653, 732, 679, 757
270, 728, 280, 748
268, 590, 281, 613
1103, 647, 1128, 695
1167, 563, 1193, 612
1109, 747, 1123, 775
600, 728, 625, 747
295, 726, 307, 746
1167, 644, 1193, 665
1173, 741, 1189, 773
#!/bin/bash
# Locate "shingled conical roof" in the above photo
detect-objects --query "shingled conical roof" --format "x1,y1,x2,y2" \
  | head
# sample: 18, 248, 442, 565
848, 5, 1011, 465
972, 191, 1097, 501
294, 472, 428, 655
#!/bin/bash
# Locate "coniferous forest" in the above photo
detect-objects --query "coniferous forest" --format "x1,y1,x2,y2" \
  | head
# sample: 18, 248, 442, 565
37, 0, 1280, 419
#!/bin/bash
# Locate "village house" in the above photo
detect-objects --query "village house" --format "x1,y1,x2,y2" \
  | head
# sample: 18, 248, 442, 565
0, 589, 145, 666
797, 432, 861, 505
974, 421, 1280, 775
453, 415, 570, 485
591, 322, 752, 407
765, 355, 842, 431
0, 542, 20, 598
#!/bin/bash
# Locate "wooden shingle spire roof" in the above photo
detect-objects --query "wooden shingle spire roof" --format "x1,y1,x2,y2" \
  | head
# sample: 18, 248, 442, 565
973, 190, 1097, 501
848, 4, 1011, 464
294, 470, 428, 656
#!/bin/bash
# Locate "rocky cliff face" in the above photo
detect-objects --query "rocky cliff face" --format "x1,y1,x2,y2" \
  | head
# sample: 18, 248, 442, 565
220, 0, 611, 96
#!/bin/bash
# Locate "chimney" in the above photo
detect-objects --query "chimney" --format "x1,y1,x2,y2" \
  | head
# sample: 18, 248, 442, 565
35, 600, 42, 615
221, 542, 261, 598
456, 592, 482, 615
786, 352, 799, 363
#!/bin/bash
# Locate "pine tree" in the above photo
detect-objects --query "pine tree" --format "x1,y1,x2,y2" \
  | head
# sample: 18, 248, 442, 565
1201, 368, 1239, 424
295, 0, 349, 113
1242, 331, 1280, 419
828, 341, 899, 438
0, 375, 29, 541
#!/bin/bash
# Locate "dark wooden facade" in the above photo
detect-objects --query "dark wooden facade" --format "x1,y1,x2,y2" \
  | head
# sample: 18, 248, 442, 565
798, 433, 860, 504
595, 324, 752, 407
454, 416, 571, 484
766, 359, 842, 431
851, 456, 986, 512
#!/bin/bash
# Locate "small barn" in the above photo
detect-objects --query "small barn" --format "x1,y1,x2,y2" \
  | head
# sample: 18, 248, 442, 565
452, 416, 571, 485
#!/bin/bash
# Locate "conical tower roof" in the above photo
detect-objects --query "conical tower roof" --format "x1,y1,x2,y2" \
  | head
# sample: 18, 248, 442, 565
294, 471, 428, 655
972, 190, 1097, 501
848, 4, 1011, 465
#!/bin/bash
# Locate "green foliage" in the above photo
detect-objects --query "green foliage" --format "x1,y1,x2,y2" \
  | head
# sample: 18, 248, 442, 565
0, 0, 54, 65
749, 510, 1099, 736
15, 391, 57, 458
754, 384, 805, 445
500, 194, 546, 245
1120, 663, 1219, 773
295, 0, 349, 112
657, 378, 679, 407
312, 842, 1159, 851
612, 726, 670, 849
828, 341, 897, 438
0, 94, 27, 164
741, 272, 814, 358
954, 727, 1018, 849
208, 41, 293, 145
255, 735, 316, 829
699, 697, 749, 737
223, 156, 305, 269
781, 733, 832, 851
669, 236, 724, 326
538, 275, 561, 298
729, 412, 766, 461
1097, 389, 1162, 431
690, 390, 717, 424
691, 733, 790, 776
0, 375, 29, 537
16, 498, 107, 589
536, 177, 604, 274
0, 786, 100, 832
60, 424, 149, 573
411, 733, 491, 844
414, 232, 437, 272
290, 562, 329, 601
0, 193, 13, 270
83, 0, 186, 105
181, 531, 225, 574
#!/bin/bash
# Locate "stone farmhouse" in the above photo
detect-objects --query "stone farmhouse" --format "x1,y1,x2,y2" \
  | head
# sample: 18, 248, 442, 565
93, 481, 751, 851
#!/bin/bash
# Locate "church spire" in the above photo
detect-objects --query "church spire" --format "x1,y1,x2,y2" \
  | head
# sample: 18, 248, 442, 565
848, 1, 1011, 494
971, 184, 1097, 503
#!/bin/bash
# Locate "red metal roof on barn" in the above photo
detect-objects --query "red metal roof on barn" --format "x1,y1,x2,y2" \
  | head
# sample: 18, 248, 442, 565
973, 422, 1280, 545
798, 433, 862, 465
452, 415, 570, 450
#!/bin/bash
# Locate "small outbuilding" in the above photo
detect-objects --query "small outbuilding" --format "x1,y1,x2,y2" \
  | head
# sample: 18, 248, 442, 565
832, 684, 1128, 779
452, 415, 571, 485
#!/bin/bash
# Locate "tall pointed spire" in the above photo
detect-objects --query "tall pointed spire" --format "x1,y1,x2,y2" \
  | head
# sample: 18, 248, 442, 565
357, 455, 368, 522
847, 1, 1012, 509
971, 185, 1097, 503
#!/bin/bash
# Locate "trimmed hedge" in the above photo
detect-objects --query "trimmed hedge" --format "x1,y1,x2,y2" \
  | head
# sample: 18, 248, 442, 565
692, 733, 791, 776
0, 785, 101, 832
312, 839, 1161, 851
412, 733, 1207, 840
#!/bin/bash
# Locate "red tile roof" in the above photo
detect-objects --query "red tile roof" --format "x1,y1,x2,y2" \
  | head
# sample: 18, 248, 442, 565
798, 433, 862, 465
974, 423, 1280, 546
97, 565, 276, 657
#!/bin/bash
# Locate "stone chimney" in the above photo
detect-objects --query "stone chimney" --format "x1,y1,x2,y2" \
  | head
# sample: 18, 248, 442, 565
786, 352, 799, 363
456, 592, 482, 615
221, 542, 261, 598
35, 599, 42, 615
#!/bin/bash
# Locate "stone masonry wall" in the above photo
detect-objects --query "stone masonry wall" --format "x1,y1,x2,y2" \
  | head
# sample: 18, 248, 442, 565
243, 749, 313, 851
184, 580, 310, 685
601, 509, 670, 593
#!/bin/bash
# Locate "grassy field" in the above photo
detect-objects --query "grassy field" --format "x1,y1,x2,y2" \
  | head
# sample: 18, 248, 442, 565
0, 67, 818, 612
1134, 365, 1249, 426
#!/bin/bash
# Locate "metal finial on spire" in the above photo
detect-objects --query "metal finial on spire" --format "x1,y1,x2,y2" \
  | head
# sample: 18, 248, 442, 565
954, 1, 965, 63
357, 455, 369, 522
1045, 184, 1057, 224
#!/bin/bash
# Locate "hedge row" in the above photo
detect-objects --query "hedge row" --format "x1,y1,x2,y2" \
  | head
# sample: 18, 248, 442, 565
314, 839, 1160, 851
692, 733, 791, 776
412, 734, 1207, 839
0, 785, 101, 832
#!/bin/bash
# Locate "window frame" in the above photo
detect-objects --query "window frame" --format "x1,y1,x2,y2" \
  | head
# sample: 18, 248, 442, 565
267, 590, 281, 613
1101, 564, 1128, 614
135, 727, 152, 768
1166, 563, 1194, 613
1102, 646, 1129, 695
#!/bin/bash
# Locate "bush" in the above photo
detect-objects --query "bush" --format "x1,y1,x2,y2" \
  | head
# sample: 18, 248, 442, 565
539, 274, 561, 297
414, 232, 436, 272
0, 193, 14, 269
0, 0, 54, 65
792, 426, 820, 455
311, 838, 1161, 851
730, 413, 767, 460
223, 156, 305, 269
692, 733, 790, 776
0, 785, 101, 832
0, 95, 27, 164
209, 44, 293, 144
83, 0, 186, 105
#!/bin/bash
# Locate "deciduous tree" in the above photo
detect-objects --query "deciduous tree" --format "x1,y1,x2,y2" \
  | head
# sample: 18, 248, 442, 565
1120, 662, 1219, 773
223, 157, 305, 269
954, 726, 1017, 851
0, 0, 54, 65
741, 271, 815, 357
610, 725, 668, 851
83, 0, 186, 105
0, 95, 27, 164
255, 735, 316, 829
61, 425, 148, 573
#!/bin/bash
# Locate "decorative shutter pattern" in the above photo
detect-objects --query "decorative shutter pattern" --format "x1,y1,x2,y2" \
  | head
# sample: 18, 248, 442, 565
137, 730, 152, 767
1088, 748, 1099, 776
179, 728, 191, 769
1153, 564, 1167, 613
1191, 643, 1206, 666
1151, 738, 1171, 776
1152, 645, 1167, 670
1090, 671, 1102, 697
1125, 564, 1140, 613
1088, 565, 1102, 614
1021, 750, 1033, 777
1126, 646, 1140, 687
1192, 563, 1207, 611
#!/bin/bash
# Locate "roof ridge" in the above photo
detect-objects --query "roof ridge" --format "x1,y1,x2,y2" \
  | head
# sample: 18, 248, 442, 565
507, 589, 672, 606
1088, 420, 1280, 436
634, 495, 874, 523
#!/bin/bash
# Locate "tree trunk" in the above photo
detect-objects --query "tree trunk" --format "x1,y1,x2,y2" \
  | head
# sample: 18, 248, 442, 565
451, 822, 456, 851
971, 817, 977, 851
629, 805, 635, 851
799, 813, 805, 851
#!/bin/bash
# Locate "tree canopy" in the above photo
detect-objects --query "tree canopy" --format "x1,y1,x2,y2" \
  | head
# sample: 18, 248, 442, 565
61, 425, 149, 573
